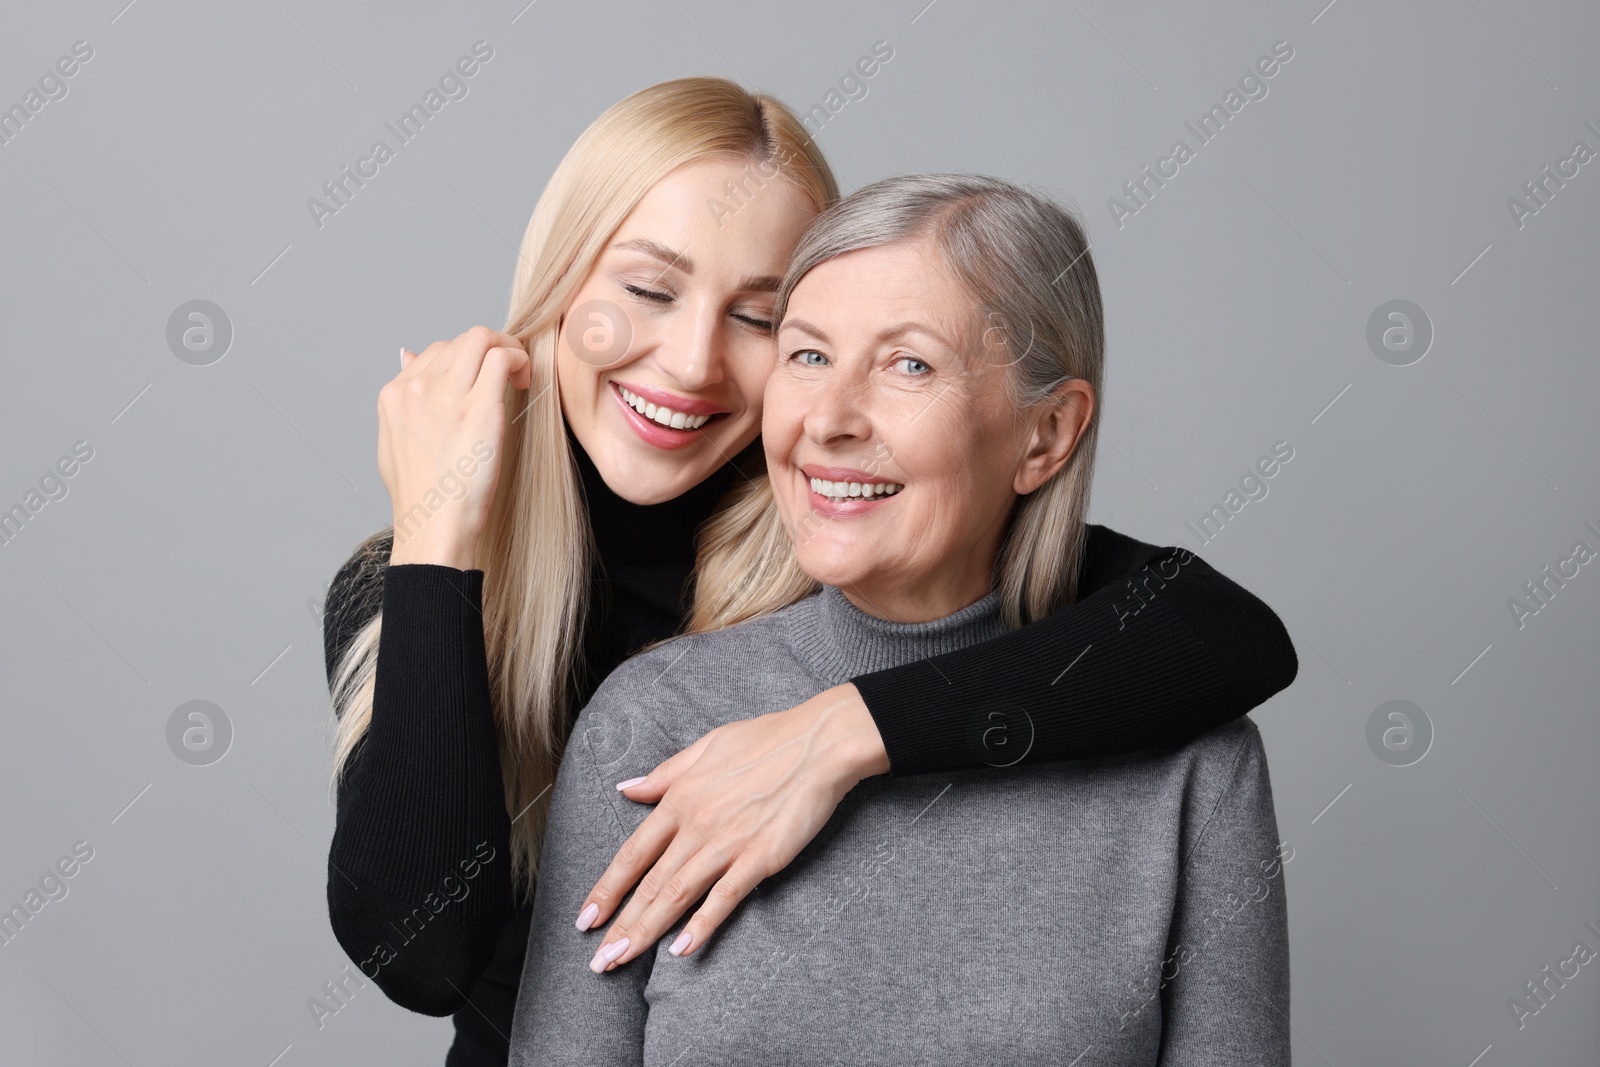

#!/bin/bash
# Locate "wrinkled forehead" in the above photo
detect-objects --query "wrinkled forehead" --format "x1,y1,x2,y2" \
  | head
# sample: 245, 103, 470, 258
780, 237, 988, 351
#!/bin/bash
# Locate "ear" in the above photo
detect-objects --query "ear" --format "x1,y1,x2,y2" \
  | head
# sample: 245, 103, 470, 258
1013, 379, 1095, 495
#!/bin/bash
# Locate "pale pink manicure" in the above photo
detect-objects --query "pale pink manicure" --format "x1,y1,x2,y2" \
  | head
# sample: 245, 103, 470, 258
589, 937, 630, 972
575, 902, 599, 931
668, 931, 692, 956
615, 776, 648, 791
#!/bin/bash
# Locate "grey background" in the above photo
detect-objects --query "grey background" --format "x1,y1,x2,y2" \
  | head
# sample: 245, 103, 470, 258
1, 0, 1595, 1064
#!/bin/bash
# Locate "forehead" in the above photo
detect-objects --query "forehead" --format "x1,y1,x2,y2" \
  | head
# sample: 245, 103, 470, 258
785, 238, 977, 345
612, 156, 818, 276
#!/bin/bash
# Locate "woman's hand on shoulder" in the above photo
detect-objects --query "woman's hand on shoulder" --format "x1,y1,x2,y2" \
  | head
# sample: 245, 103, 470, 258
576, 683, 889, 972
378, 326, 531, 569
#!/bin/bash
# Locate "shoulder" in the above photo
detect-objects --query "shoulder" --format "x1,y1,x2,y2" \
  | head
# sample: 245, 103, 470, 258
1081, 522, 1159, 563
1182, 716, 1266, 777
322, 530, 392, 688
1077, 523, 1189, 591
571, 602, 811, 761
1171, 717, 1273, 840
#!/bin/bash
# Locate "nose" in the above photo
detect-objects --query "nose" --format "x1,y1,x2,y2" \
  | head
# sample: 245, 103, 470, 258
804, 365, 873, 446
651, 295, 726, 393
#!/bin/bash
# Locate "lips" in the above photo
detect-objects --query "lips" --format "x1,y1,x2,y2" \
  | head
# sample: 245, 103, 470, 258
800, 464, 904, 515
609, 381, 728, 451
613, 380, 728, 418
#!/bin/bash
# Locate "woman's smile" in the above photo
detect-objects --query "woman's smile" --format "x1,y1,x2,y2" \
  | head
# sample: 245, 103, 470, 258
609, 380, 727, 450
802, 464, 905, 516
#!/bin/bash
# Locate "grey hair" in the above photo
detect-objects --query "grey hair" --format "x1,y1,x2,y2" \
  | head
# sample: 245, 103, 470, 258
772, 173, 1105, 623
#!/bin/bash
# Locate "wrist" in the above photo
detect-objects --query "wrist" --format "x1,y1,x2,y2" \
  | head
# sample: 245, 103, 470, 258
388, 524, 479, 569
809, 683, 890, 785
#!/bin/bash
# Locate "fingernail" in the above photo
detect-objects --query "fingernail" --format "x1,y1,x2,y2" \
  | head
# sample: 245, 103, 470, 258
615, 776, 647, 791
575, 902, 599, 931
399, 347, 406, 367
668, 931, 692, 956
589, 937, 630, 972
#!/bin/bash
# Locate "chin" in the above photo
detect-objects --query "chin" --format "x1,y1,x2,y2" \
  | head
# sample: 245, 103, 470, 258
794, 544, 873, 590
604, 451, 699, 505
598, 435, 738, 505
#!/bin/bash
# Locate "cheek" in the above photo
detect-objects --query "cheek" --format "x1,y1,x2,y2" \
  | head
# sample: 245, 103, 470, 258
732, 354, 775, 414
760, 373, 807, 444
556, 310, 646, 404
551, 336, 598, 430
906, 407, 1016, 534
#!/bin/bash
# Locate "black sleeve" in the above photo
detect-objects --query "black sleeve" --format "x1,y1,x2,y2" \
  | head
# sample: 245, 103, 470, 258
850, 524, 1299, 777
322, 535, 514, 1016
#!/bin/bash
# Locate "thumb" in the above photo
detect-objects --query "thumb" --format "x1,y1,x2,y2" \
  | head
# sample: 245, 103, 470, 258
616, 731, 713, 802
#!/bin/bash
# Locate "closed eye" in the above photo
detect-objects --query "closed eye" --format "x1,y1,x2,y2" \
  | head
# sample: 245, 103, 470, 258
732, 311, 774, 331
624, 284, 672, 303
626, 284, 770, 332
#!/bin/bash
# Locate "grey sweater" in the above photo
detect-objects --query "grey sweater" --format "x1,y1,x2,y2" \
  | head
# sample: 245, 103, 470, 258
510, 586, 1290, 1066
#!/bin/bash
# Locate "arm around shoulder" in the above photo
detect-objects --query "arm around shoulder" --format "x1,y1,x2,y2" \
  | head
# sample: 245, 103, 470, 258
850, 526, 1299, 775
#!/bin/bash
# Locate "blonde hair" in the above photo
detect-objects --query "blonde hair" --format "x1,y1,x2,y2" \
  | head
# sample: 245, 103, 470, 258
690, 173, 1105, 634
329, 77, 837, 903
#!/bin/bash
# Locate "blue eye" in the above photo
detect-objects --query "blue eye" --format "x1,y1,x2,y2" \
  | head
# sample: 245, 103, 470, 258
895, 356, 930, 375
791, 349, 829, 367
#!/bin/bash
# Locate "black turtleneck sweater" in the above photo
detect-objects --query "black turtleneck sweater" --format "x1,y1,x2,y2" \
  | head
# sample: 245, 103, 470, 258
322, 442, 1297, 1066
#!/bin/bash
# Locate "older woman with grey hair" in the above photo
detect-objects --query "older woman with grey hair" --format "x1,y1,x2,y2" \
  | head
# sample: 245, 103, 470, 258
509, 173, 1291, 1066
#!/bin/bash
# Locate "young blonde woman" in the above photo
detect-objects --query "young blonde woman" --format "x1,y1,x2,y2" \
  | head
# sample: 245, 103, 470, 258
322, 77, 1298, 1066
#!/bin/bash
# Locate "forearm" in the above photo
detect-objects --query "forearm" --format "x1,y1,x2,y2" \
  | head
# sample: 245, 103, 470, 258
852, 529, 1299, 776
325, 841, 510, 1016
326, 564, 513, 1012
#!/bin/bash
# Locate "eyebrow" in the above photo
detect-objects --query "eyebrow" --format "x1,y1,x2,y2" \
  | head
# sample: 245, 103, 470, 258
779, 317, 958, 349
614, 238, 693, 274
612, 238, 781, 294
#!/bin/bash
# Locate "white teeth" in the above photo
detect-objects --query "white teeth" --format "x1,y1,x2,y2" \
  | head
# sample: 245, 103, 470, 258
809, 477, 903, 501
617, 386, 711, 430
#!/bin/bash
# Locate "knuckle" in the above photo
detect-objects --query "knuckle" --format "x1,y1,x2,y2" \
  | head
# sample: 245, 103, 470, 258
615, 837, 644, 868
636, 870, 667, 900
466, 324, 494, 344
708, 878, 745, 906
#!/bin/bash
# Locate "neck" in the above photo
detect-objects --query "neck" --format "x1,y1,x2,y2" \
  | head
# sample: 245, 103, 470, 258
836, 570, 997, 624
568, 430, 743, 564
833, 509, 1012, 622
835, 537, 1003, 623
791, 584, 1009, 682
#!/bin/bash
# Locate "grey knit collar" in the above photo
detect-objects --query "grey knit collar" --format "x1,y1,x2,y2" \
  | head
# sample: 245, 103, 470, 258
787, 584, 1009, 683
